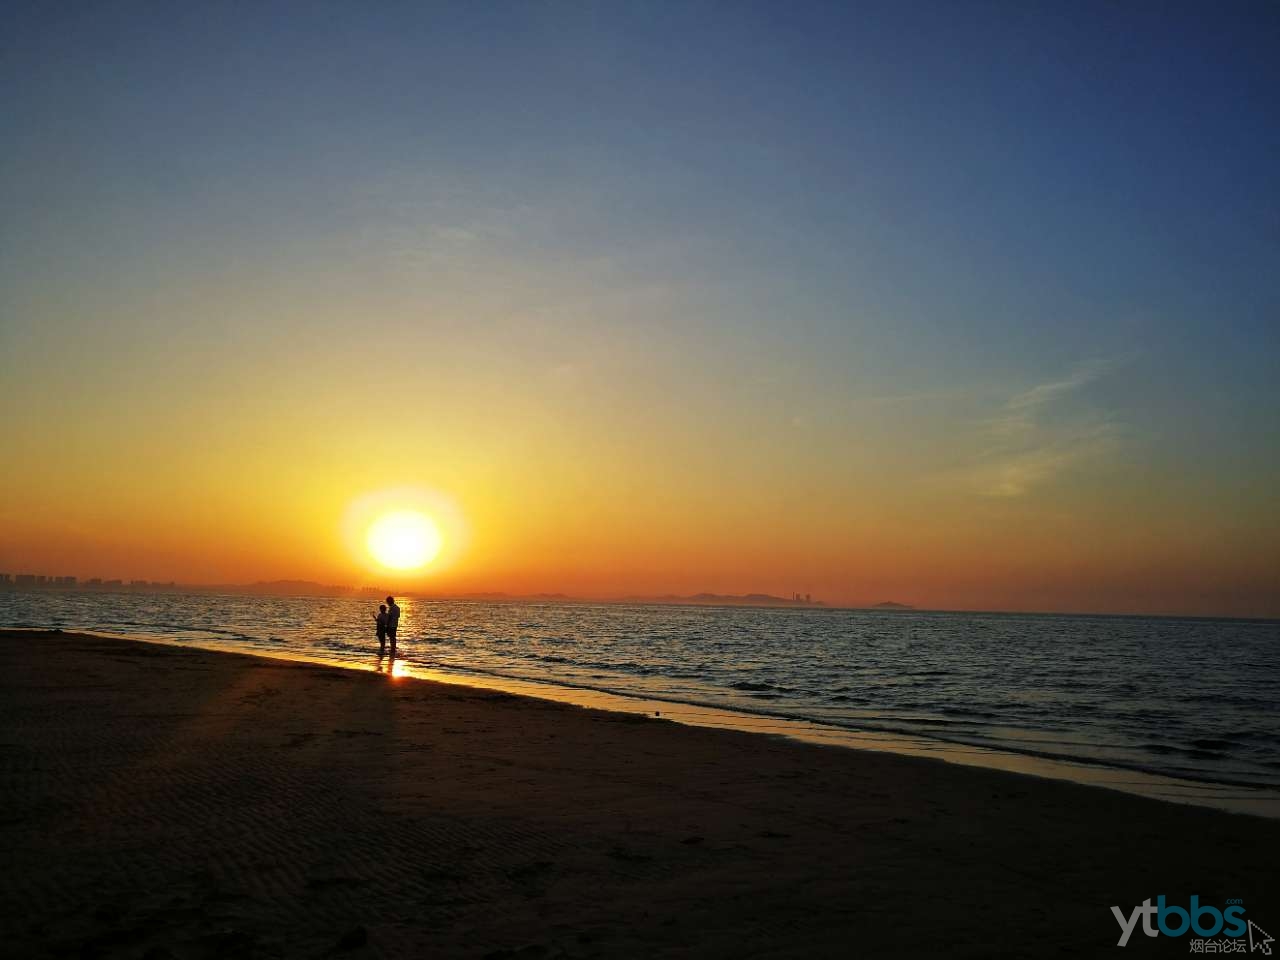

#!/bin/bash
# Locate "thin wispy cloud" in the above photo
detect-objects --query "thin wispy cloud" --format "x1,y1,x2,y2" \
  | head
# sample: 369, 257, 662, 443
965, 358, 1124, 498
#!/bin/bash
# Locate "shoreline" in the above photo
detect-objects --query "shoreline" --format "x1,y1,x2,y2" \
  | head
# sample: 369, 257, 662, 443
3, 629, 1278, 957
34, 627, 1280, 819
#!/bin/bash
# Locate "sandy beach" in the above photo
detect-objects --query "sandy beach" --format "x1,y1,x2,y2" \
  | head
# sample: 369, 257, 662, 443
1, 629, 1275, 958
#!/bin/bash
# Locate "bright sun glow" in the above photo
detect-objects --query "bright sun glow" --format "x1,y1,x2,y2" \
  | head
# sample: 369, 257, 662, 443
365, 510, 443, 570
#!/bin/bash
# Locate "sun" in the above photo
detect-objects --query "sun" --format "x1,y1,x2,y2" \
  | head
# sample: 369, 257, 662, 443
365, 510, 443, 571
344, 486, 465, 576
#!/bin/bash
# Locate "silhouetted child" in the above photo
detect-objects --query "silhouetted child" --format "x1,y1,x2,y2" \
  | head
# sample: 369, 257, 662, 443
374, 604, 388, 655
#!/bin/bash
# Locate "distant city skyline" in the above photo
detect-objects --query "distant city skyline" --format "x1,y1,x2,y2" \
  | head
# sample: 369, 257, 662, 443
0, 569, 829, 608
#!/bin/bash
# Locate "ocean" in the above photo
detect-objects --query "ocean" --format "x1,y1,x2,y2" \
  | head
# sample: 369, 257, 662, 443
3, 590, 1278, 796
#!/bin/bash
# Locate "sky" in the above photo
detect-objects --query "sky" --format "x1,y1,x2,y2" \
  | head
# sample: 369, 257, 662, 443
2, 2, 1278, 616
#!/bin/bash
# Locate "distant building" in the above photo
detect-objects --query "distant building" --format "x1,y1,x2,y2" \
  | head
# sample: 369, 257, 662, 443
805, 593, 811, 603
0, 573, 10, 586
130, 580, 148, 588
103, 579, 122, 588
15, 574, 36, 587
86, 578, 102, 587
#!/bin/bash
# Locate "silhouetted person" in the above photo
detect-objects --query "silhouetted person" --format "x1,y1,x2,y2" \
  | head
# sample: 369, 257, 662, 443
385, 595, 400, 657
373, 603, 388, 655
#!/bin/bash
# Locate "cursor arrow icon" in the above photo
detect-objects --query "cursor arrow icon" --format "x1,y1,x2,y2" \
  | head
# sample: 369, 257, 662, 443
1249, 919, 1274, 955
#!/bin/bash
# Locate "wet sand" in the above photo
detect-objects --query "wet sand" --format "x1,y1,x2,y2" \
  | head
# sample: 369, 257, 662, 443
1, 630, 1275, 958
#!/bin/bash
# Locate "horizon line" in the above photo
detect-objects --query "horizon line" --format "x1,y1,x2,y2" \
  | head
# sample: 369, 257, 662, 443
2, 576, 1276, 624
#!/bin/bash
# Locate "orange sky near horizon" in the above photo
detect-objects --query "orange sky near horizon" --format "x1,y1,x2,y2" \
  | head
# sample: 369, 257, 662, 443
1, 281, 1276, 617
2, 381, 1276, 618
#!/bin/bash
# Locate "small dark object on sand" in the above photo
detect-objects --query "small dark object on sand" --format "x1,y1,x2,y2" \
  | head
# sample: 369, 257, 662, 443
336, 926, 368, 951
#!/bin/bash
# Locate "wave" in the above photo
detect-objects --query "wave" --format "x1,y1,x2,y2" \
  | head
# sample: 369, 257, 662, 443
729, 680, 790, 693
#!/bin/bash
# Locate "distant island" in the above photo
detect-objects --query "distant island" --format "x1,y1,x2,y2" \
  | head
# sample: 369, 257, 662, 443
872, 601, 913, 609
0, 576, 385, 598
620, 592, 824, 608
0, 575, 822, 608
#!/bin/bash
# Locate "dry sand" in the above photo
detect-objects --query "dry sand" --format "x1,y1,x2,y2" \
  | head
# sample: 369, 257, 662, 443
1, 629, 1275, 958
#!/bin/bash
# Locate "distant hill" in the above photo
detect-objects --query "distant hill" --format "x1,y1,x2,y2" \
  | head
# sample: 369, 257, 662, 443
872, 601, 913, 609
622, 592, 824, 608
11, 576, 825, 608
